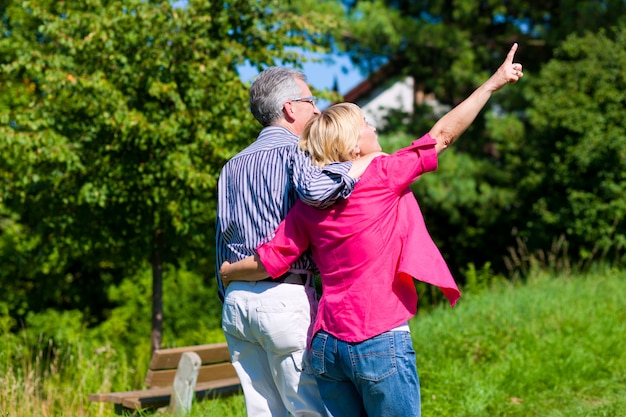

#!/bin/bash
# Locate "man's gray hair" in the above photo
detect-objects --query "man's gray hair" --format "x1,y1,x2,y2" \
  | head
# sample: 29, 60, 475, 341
250, 67, 306, 127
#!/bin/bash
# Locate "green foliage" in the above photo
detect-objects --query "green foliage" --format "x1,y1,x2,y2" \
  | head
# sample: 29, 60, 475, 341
0, 0, 257, 270
90, 264, 225, 355
0, 263, 226, 401
463, 261, 505, 294
23, 309, 85, 348
1, 327, 135, 416
411, 145, 518, 279
519, 26, 626, 264
0, 0, 345, 338
0, 205, 42, 317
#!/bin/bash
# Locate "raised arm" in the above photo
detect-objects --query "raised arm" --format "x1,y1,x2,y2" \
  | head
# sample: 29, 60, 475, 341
430, 43, 523, 154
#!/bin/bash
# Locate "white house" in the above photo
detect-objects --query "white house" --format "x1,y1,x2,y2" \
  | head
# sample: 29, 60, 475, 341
341, 65, 449, 129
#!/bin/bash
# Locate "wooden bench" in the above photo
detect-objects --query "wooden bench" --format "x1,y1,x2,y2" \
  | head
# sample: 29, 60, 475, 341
88, 342, 241, 415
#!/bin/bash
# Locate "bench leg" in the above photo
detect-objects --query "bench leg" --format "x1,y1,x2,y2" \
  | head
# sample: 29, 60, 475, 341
169, 351, 201, 416
114, 403, 135, 416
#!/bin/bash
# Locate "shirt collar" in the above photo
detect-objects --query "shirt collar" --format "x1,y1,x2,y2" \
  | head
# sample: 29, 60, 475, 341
257, 125, 299, 144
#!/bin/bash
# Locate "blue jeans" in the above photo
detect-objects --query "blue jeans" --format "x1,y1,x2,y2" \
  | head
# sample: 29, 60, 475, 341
309, 330, 420, 417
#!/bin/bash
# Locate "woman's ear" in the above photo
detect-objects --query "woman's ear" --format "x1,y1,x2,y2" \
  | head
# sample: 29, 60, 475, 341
352, 146, 361, 159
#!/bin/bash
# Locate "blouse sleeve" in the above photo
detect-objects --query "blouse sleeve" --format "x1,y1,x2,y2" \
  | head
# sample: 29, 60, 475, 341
256, 201, 311, 278
377, 133, 439, 193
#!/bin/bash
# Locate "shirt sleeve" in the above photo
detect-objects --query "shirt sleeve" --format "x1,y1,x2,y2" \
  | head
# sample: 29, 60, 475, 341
291, 149, 357, 209
379, 133, 439, 193
256, 203, 311, 278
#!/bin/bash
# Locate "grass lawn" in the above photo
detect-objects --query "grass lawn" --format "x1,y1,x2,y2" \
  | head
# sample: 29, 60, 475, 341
3, 269, 625, 416
181, 269, 626, 417
412, 269, 626, 417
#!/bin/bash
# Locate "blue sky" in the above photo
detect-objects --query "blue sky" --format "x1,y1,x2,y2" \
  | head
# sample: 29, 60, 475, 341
237, 52, 366, 96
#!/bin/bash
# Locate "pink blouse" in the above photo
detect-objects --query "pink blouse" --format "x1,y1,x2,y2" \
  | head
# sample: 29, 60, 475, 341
256, 134, 461, 342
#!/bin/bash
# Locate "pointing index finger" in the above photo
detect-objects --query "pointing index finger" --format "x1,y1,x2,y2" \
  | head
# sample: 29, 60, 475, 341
506, 43, 518, 64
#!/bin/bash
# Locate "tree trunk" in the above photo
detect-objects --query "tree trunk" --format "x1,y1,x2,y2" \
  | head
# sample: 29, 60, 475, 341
150, 230, 164, 355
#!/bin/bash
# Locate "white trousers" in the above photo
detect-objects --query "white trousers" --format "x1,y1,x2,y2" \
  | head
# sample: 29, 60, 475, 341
222, 278, 326, 417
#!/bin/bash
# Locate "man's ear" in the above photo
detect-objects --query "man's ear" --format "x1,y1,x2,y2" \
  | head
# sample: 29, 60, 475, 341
283, 102, 296, 122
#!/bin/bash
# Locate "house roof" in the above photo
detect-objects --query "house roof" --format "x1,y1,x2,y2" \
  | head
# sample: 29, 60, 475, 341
342, 60, 402, 103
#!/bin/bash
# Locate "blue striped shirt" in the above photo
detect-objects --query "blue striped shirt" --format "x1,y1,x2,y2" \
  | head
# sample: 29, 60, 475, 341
215, 126, 356, 301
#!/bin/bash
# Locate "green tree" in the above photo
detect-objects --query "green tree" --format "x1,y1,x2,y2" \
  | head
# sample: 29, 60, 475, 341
0, 0, 342, 351
334, 0, 626, 278
516, 26, 626, 264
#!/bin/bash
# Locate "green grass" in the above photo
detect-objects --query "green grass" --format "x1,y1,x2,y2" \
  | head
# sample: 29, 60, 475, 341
413, 269, 626, 417
1, 269, 625, 416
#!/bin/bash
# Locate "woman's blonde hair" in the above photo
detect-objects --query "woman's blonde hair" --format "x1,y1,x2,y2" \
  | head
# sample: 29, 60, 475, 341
299, 102, 363, 167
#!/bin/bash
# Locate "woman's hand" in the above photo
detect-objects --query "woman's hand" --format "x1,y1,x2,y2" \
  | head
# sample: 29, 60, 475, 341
219, 255, 270, 288
429, 43, 523, 154
220, 261, 233, 288
490, 43, 524, 92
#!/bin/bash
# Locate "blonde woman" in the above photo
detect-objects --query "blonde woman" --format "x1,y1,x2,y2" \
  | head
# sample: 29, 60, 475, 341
221, 44, 523, 417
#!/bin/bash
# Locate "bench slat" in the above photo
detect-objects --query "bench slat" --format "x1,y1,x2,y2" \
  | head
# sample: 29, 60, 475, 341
90, 376, 241, 406
120, 377, 241, 410
146, 362, 238, 388
88, 388, 161, 405
149, 343, 230, 369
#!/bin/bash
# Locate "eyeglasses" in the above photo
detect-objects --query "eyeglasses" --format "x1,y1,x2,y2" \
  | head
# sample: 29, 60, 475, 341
290, 96, 317, 106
